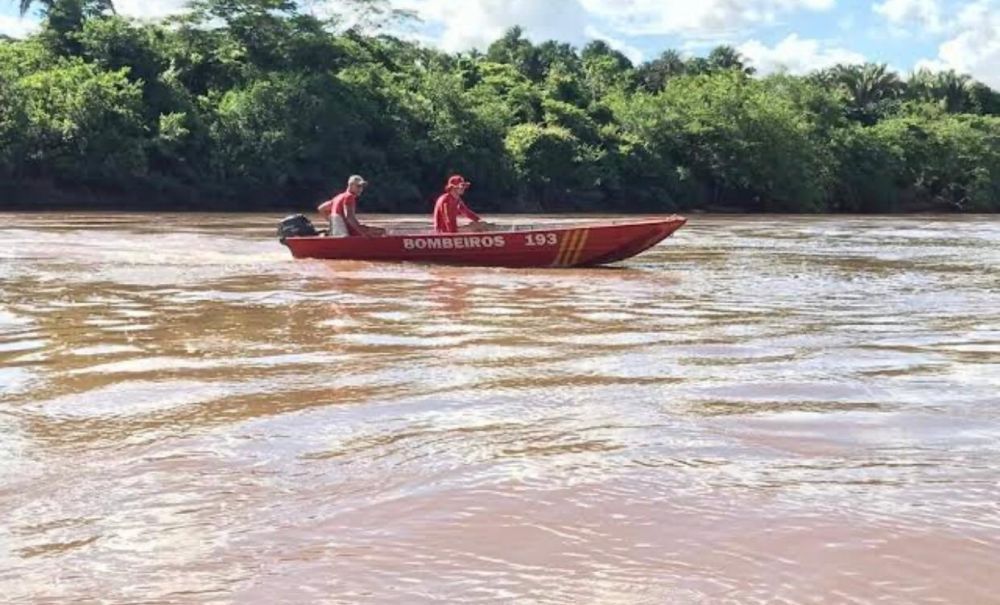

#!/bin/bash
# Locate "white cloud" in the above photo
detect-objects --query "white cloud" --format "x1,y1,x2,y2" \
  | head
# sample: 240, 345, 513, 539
578, 0, 836, 37
114, 0, 189, 20
914, 57, 949, 71
0, 15, 39, 38
916, 0, 1000, 87
395, 0, 590, 52
3, 0, 192, 26
873, 0, 944, 32
396, 0, 840, 53
739, 34, 865, 74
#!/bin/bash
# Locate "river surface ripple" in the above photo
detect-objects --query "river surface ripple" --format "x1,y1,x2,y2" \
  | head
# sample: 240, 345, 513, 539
1, 213, 999, 604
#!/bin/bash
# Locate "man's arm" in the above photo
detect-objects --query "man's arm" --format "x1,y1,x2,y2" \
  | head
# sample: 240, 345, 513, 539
456, 199, 481, 223
345, 200, 384, 237
318, 199, 333, 218
342, 200, 369, 236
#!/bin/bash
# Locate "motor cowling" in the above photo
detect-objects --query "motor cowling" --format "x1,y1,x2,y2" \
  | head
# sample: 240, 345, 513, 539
278, 214, 318, 243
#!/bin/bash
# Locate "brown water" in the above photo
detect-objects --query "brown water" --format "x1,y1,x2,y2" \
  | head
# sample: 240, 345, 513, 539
2, 213, 999, 604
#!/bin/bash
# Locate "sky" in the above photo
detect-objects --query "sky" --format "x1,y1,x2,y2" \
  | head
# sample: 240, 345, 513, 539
1, 0, 997, 87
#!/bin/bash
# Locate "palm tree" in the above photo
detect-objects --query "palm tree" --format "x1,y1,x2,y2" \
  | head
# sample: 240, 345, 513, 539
16, 0, 113, 17
708, 45, 755, 75
934, 70, 972, 113
637, 49, 686, 92
907, 68, 937, 100
581, 40, 633, 71
968, 81, 1000, 115
487, 26, 545, 81
907, 68, 973, 113
13, 0, 114, 55
656, 49, 686, 75
685, 56, 711, 75
820, 63, 903, 123
830, 63, 904, 107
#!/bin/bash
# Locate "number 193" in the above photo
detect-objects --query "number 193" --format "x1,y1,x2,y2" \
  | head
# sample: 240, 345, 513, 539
525, 233, 558, 247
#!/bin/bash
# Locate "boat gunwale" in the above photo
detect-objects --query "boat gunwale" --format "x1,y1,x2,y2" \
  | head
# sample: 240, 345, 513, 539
283, 215, 687, 242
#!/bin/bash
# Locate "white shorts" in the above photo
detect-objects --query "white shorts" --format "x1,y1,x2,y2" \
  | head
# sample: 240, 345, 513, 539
329, 215, 350, 237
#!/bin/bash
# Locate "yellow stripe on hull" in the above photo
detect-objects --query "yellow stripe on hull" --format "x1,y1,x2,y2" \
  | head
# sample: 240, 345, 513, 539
568, 229, 590, 266
554, 230, 580, 267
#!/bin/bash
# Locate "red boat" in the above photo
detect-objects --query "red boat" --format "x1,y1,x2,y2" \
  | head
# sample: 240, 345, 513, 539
280, 216, 687, 268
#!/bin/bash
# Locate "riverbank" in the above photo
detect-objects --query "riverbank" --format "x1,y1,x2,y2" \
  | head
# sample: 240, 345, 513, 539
3, 9, 998, 217
0, 179, 974, 214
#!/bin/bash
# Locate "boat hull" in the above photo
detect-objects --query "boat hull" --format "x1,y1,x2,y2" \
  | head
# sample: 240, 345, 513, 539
282, 216, 687, 268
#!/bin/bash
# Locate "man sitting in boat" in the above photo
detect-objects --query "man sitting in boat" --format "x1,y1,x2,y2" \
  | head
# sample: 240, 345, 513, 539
318, 175, 385, 238
433, 175, 490, 234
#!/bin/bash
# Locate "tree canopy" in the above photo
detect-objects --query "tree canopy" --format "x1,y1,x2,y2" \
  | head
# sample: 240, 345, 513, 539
1, 1, 998, 212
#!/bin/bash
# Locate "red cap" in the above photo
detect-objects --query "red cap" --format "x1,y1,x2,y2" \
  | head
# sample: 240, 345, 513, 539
447, 175, 471, 189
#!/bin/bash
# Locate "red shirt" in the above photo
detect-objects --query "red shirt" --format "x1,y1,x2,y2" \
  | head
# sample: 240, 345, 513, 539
318, 191, 361, 236
433, 192, 480, 233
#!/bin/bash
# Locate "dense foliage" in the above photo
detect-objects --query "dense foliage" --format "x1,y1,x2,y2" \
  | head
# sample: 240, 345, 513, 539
2, 0, 998, 212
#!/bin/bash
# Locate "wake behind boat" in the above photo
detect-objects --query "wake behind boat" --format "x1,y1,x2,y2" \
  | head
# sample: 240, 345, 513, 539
278, 216, 687, 268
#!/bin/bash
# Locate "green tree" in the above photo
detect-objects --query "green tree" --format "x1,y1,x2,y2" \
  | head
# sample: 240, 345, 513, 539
684, 56, 711, 75
968, 81, 1000, 116
581, 40, 635, 97
707, 45, 754, 75
185, 0, 305, 73
16, 0, 115, 55
536, 40, 581, 77
18, 58, 145, 181
763, 73, 846, 136
544, 62, 590, 106
486, 26, 544, 81
1, 11, 999, 214
829, 124, 902, 212
505, 123, 594, 209
908, 68, 973, 113
0, 71, 28, 177
467, 61, 542, 125
821, 63, 905, 124
654, 71, 833, 211
637, 49, 685, 92
205, 70, 387, 204
16, 0, 112, 18
873, 107, 1000, 211
321, 0, 416, 34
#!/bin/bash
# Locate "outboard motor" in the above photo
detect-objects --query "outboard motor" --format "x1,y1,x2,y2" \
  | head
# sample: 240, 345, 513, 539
278, 214, 319, 244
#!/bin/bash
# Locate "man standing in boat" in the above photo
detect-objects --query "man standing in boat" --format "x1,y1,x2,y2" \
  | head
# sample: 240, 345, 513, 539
318, 175, 385, 237
434, 175, 490, 234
